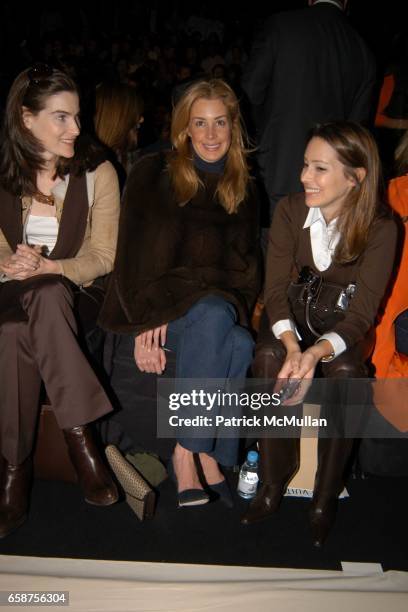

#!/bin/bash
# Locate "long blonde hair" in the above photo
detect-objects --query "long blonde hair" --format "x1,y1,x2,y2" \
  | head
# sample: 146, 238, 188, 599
168, 79, 250, 214
309, 121, 382, 264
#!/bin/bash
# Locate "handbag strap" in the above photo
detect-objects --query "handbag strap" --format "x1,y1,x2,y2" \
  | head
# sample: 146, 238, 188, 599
305, 291, 321, 338
299, 268, 322, 337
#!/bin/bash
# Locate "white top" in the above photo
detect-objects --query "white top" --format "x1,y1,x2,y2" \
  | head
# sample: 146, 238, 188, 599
0, 167, 100, 284
271, 206, 347, 358
24, 215, 59, 256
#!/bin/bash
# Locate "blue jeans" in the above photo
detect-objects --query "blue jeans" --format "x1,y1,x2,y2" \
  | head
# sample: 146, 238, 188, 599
165, 295, 254, 465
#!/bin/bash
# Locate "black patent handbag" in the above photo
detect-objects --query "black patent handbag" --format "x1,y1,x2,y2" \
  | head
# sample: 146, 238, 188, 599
287, 266, 356, 337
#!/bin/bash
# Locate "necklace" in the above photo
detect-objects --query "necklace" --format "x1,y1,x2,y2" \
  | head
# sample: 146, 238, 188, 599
33, 190, 55, 206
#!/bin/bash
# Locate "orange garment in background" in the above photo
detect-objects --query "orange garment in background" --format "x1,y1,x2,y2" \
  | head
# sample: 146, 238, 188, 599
375, 74, 395, 127
371, 175, 408, 431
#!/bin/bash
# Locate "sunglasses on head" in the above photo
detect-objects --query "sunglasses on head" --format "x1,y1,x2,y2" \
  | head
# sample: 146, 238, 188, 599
27, 63, 54, 86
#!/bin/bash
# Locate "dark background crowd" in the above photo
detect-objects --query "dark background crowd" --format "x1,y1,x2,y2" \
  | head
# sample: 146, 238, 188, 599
0, 0, 408, 566
0, 0, 406, 159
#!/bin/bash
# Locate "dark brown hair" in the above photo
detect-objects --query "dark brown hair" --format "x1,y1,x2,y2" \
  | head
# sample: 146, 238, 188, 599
0, 65, 105, 197
308, 121, 383, 263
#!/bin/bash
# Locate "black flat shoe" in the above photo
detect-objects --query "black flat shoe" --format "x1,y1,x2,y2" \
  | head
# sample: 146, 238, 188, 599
168, 459, 209, 508
209, 479, 234, 508
193, 454, 233, 507
178, 489, 210, 507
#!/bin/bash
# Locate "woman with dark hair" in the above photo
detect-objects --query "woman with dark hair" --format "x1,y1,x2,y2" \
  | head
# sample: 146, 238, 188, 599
240, 121, 398, 546
0, 64, 120, 538
100, 78, 261, 508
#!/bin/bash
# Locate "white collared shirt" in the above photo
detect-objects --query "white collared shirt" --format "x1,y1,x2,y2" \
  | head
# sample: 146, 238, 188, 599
272, 206, 347, 358
303, 206, 340, 272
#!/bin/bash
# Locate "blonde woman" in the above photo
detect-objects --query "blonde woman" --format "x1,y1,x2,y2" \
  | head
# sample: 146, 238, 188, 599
100, 79, 261, 508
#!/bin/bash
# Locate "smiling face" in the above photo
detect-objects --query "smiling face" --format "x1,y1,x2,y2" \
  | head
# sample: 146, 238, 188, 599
187, 97, 232, 163
23, 91, 80, 164
301, 136, 356, 222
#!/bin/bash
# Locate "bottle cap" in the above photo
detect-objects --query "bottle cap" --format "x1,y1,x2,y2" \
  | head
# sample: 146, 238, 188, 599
247, 450, 258, 463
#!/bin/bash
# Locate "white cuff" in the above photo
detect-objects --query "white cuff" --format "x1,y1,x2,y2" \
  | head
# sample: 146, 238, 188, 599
272, 319, 299, 340
318, 332, 347, 358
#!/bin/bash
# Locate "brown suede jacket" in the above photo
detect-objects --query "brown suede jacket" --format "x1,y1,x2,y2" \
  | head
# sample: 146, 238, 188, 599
99, 152, 262, 335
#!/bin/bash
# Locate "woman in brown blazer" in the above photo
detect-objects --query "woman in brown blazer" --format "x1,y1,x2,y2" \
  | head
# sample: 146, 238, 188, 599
241, 121, 398, 547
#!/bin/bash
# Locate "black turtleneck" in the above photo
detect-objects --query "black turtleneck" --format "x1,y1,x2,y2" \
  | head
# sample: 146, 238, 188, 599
193, 149, 227, 175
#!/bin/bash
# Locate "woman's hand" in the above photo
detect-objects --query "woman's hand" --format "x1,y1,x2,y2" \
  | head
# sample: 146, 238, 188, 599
273, 349, 308, 406
277, 348, 302, 379
0, 244, 41, 280
134, 324, 168, 374
275, 349, 319, 406
1, 245, 62, 280
276, 342, 333, 406
138, 324, 168, 352
282, 349, 319, 380
271, 330, 307, 404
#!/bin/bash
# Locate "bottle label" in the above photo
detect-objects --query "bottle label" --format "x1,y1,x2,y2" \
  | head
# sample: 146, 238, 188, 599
237, 472, 259, 494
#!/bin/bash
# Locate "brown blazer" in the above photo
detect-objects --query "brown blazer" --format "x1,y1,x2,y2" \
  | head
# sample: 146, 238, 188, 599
264, 193, 398, 348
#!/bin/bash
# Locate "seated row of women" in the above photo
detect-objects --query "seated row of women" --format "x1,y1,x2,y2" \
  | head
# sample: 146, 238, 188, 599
0, 65, 405, 547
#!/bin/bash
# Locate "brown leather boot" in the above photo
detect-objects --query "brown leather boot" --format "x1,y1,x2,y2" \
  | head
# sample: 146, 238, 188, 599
0, 455, 32, 538
63, 426, 118, 506
311, 332, 373, 547
241, 483, 286, 525
309, 437, 354, 547
241, 437, 300, 525
243, 328, 301, 525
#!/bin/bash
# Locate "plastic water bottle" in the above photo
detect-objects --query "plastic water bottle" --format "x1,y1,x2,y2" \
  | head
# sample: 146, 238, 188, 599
237, 450, 259, 499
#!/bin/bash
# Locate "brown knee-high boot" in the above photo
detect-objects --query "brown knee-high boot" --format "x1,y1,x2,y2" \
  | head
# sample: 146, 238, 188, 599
241, 437, 300, 525
310, 333, 374, 547
309, 437, 354, 547
242, 321, 301, 525
0, 455, 32, 538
